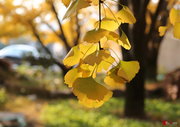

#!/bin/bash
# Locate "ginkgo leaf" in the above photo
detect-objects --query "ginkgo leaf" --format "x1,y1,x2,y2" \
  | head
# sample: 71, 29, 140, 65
83, 50, 115, 72
94, 18, 120, 31
64, 68, 82, 87
64, 65, 95, 87
116, 5, 136, 24
104, 61, 139, 89
83, 29, 109, 43
63, 0, 90, 20
169, 8, 180, 25
104, 66, 126, 90
62, 0, 71, 7
79, 43, 98, 58
63, 43, 98, 66
173, 23, 180, 39
63, 46, 82, 66
117, 61, 140, 82
79, 64, 96, 78
106, 31, 131, 50
159, 26, 167, 36
73, 77, 113, 108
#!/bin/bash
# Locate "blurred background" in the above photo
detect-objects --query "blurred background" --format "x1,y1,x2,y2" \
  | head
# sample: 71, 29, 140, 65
0, 0, 179, 127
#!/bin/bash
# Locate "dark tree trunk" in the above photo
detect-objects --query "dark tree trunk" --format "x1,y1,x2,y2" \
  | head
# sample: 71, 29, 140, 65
120, 0, 148, 118
146, 47, 158, 81
118, 0, 168, 118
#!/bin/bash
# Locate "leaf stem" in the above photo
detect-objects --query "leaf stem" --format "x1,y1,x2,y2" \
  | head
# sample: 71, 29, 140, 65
99, 0, 102, 49
99, 0, 102, 29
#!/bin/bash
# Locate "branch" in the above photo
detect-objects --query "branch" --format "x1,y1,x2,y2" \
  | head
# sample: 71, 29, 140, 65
74, 13, 80, 45
145, 0, 164, 43
29, 22, 68, 72
98, 0, 103, 49
42, 20, 60, 37
49, 0, 71, 51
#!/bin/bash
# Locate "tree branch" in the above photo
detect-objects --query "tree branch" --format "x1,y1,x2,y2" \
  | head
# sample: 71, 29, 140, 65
42, 20, 60, 38
145, 0, 164, 43
29, 22, 68, 73
49, 0, 71, 51
74, 13, 80, 46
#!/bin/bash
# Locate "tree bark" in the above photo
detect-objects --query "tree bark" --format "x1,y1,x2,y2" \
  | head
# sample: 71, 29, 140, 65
119, 0, 149, 118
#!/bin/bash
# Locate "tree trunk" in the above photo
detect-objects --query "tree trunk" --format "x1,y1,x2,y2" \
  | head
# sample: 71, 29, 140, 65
119, 0, 147, 118
146, 47, 158, 81
124, 67, 145, 118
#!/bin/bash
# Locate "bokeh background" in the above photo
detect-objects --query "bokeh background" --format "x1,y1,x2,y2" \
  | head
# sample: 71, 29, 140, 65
0, 0, 179, 127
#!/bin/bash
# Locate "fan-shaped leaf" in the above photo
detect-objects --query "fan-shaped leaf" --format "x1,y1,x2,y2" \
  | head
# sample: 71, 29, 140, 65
116, 5, 136, 24
63, 0, 90, 20
106, 31, 131, 50
94, 18, 120, 31
63, 46, 82, 66
83, 29, 109, 43
83, 50, 115, 72
73, 77, 112, 108
117, 61, 140, 82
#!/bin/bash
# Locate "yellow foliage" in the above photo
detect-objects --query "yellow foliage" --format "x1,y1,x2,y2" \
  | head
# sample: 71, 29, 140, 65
104, 65, 126, 90
159, 7, 180, 39
83, 50, 115, 72
170, 8, 180, 25
94, 18, 120, 31
158, 26, 167, 36
63, 0, 90, 20
63, 45, 82, 66
116, 5, 136, 24
174, 22, 180, 39
62, 0, 139, 108
104, 61, 140, 90
83, 29, 109, 43
63, 43, 98, 66
106, 31, 131, 50
118, 61, 140, 82
73, 77, 113, 108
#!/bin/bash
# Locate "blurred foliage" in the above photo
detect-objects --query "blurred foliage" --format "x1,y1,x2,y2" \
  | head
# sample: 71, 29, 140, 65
15, 64, 68, 92
41, 98, 180, 127
0, 88, 8, 107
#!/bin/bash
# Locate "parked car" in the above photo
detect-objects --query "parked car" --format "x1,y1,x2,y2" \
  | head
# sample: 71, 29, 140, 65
0, 44, 40, 64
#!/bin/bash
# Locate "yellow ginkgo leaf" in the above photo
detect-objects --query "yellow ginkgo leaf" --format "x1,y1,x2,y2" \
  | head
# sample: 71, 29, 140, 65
64, 68, 82, 87
169, 8, 180, 25
173, 22, 180, 39
79, 43, 98, 58
94, 18, 120, 31
62, 0, 71, 7
63, 46, 82, 66
63, 0, 90, 20
116, 5, 136, 24
73, 77, 113, 108
83, 50, 115, 72
117, 61, 140, 82
159, 26, 168, 36
106, 31, 131, 50
79, 64, 96, 78
83, 29, 109, 43
104, 66, 126, 90
63, 43, 98, 66
64, 65, 95, 87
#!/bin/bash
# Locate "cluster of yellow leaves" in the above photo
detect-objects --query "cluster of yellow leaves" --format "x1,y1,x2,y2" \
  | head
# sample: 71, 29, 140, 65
159, 6, 180, 39
63, 0, 140, 108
